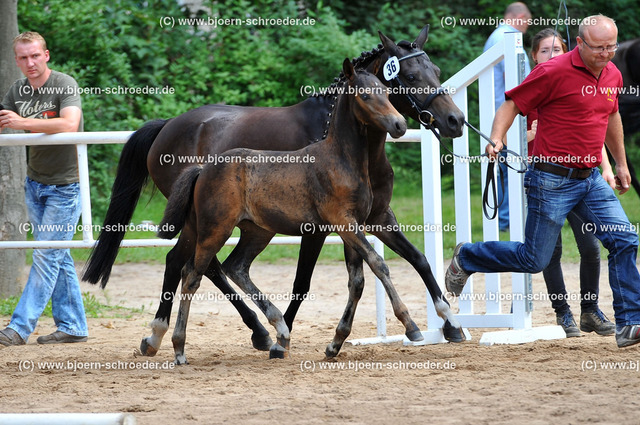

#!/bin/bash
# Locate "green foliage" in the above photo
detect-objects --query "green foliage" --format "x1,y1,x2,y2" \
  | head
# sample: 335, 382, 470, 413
17, 0, 379, 222
15, 0, 640, 225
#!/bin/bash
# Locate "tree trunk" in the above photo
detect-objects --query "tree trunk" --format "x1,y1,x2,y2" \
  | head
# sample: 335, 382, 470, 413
0, 0, 27, 297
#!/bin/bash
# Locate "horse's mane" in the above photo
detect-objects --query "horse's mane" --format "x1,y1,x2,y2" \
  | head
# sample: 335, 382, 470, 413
309, 43, 386, 100
310, 40, 418, 141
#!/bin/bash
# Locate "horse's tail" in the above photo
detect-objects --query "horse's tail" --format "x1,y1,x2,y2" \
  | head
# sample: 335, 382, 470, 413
82, 119, 169, 288
157, 166, 202, 240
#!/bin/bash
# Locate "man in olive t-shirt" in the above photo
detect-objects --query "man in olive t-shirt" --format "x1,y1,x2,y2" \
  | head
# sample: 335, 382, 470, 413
0, 31, 88, 347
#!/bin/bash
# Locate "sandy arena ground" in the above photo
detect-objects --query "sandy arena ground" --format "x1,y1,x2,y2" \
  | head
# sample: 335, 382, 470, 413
1, 259, 639, 424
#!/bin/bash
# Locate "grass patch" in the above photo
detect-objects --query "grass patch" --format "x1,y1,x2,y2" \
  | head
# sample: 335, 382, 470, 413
0, 292, 145, 318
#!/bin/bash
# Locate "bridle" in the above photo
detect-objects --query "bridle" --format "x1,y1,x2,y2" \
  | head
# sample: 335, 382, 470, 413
392, 49, 527, 220
390, 50, 448, 127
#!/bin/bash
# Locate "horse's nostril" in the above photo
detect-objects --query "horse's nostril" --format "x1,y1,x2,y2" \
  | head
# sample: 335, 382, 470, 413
448, 114, 459, 129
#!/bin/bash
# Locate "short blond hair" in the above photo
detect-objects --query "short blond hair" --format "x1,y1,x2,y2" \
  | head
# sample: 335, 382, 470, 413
13, 31, 47, 53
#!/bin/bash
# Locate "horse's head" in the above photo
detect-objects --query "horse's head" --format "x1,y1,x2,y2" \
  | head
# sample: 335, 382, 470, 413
343, 59, 407, 139
375, 26, 464, 138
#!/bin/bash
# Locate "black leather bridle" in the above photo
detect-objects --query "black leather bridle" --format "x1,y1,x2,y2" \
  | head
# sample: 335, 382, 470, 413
390, 51, 449, 127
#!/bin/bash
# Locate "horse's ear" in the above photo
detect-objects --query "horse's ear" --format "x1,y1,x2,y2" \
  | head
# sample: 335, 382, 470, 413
414, 25, 429, 50
343, 58, 355, 81
378, 30, 400, 57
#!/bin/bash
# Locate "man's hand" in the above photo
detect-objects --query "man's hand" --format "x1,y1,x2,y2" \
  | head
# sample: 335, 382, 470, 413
614, 164, 631, 195
485, 138, 504, 159
527, 119, 537, 142
0, 109, 25, 130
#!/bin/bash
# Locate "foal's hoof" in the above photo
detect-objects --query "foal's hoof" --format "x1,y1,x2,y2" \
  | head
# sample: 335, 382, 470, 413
139, 338, 158, 357
251, 331, 273, 352
443, 320, 465, 343
405, 321, 424, 342
174, 354, 189, 365
269, 343, 288, 359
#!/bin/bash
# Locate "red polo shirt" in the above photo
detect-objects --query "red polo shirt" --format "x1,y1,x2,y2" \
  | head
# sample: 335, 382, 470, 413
505, 46, 622, 168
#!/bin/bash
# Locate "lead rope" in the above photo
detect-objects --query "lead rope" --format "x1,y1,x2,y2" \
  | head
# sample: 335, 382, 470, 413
422, 120, 527, 220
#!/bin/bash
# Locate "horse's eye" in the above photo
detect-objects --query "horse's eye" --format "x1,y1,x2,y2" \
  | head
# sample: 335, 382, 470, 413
361, 94, 370, 100
406, 74, 416, 82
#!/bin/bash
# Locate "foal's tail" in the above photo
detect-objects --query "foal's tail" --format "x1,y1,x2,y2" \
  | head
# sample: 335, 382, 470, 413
82, 119, 169, 288
157, 166, 203, 240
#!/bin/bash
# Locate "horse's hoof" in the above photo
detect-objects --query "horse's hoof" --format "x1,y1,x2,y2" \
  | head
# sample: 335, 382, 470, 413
405, 321, 424, 342
325, 344, 340, 359
174, 354, 188, 365
443, 320, 465, 343
140, 338, 158, 357
269, 343, 288, 359
251, 331, 273, 351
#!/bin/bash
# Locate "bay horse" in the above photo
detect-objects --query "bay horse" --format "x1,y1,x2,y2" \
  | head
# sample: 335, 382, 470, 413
82, 26, 466, 356
159, 59, 425, 363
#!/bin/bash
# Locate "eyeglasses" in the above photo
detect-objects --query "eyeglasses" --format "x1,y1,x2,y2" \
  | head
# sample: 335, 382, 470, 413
581, 39, 619, 53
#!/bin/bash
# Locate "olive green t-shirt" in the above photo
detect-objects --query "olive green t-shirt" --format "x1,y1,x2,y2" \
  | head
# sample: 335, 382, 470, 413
2, 70, 83, 185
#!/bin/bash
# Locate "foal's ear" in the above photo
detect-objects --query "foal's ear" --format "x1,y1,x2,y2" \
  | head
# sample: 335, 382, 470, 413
414, 25, 430, 50
343, 58, 356, 81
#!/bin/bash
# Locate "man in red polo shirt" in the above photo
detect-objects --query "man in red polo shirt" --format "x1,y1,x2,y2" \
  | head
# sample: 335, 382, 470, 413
446, 15, 640, 348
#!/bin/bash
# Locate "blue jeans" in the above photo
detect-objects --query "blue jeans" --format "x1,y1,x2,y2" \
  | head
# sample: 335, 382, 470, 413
458, 166, 640, 329
8, 177, 88, 342
543, 211, 601, 315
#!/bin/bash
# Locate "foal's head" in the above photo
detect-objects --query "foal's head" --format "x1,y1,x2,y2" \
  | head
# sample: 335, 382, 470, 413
342, 59, 407, 139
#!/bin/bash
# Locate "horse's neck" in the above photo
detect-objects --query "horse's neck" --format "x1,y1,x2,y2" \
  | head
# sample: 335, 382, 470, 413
364, 126, 393, 192
297, 95, 336, 142
366, 127, 389, 165
323, 94, 370, 170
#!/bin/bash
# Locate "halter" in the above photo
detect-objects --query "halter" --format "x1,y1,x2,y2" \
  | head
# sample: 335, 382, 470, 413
391, 50, 449, 127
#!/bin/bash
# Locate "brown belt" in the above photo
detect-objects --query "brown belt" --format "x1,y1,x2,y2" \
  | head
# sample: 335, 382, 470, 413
533, 162, 593, 179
